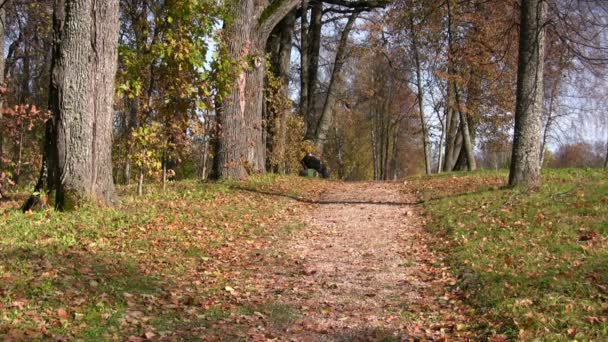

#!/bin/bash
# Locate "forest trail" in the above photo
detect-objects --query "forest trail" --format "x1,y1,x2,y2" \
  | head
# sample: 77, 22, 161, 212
232, 182, 474, 341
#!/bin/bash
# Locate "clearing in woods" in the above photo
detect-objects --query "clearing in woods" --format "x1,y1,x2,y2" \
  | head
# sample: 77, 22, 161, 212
223, 181, 474, 341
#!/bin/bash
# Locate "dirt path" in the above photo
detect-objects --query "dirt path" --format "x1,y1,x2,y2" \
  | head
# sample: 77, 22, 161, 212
216, 182, 473, 341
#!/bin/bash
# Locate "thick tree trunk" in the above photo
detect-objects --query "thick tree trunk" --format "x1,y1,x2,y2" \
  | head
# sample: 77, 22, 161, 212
214, 0, 300, 179
214, 2, 255, 179
509, 0, 547, 190
50, 0, 119, 210
314, 13, 357, 150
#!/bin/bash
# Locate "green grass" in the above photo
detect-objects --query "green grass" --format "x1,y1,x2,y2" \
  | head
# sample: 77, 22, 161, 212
0, 175, 319, 340
412, 168, 608, 340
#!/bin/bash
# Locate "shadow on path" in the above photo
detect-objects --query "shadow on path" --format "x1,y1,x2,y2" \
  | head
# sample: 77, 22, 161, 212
231, 186, 412, 206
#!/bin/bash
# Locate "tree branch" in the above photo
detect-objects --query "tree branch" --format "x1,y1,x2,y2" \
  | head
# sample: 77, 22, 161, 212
258, 0, 301, 40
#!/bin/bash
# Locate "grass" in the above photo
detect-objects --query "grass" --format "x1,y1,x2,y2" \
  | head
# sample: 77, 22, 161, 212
408, 168, 608, 340
0, 175, 321, 340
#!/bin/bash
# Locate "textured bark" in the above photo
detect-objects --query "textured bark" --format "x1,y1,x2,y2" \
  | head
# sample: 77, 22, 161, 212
314, 13, 357, 150
303, 2, 322, 140
50, 0, 119, 209
0, 7, 5, 180
509, 0, 547, 190
300, 0, 315, 139
307, 3, 322, 116
443, 0, 459, 173
540, 70, 560, 167
454, 86, 477, 171
266, 11, 295, 173
215, 0, 300, 179
443, 96, 459, 171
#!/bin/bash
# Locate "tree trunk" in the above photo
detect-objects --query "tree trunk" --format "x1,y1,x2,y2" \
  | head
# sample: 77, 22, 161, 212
162, 153, 167, 192
50, 0, 119, 210
266, 11, 295, 173
454, 86, 477, 171
314, 13, 357, 151
604, 141, 608, 169
540, 73, 560, 167
443, 0, 459, 173
509, 0, 547, 190
304, 3, 322, 140
0, 7, 5, 198
300, 0, 310, 127
411, 18, 431, 175
214, 0, 300, 179
137, 167, 144, 196
437, 110, 446, 173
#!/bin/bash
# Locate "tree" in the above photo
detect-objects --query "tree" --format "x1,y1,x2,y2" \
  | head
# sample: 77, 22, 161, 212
314, 12, 358, 150
25, 0, 120, 210
509, 0, 547, 190
213, 0, 300, 179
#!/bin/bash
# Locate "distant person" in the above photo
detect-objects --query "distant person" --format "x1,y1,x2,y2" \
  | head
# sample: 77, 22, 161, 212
301, 153, 330, 179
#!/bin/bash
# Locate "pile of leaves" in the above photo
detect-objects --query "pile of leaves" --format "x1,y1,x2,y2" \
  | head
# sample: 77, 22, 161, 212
406, 168, 608, 339
0, 175, 325, 340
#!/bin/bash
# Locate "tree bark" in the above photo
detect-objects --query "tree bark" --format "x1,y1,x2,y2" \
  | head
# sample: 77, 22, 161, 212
314, 13, 357, 150
540, 71, 560, 167
300, 0, 310, 125
411, 17, 431, 175
304, 2, 322, 140
30, 0, 119, 210
0, 7, 5, 197
604, 141, 608, 169
214, 0, 300, 179
509, 0, 547, 190
454, 86, 477, 171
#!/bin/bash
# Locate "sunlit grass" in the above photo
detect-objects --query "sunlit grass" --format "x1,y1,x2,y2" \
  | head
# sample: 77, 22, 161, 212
415, 168, 608, 339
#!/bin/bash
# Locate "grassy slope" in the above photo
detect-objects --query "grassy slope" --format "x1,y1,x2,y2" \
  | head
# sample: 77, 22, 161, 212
410, 169, 608, 340
0, 175, 323, 340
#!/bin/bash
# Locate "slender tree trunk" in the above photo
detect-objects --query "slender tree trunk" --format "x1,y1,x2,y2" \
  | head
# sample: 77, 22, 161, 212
201, 135, 209, 180
437, 110, 446, 173
509, 0, 547, 190
304, 2, 322, 140
0, 7, 6, 198
314, 13, 357, 150
411, 17, 431, 175
604, 140, 608, 168
137, 167, 144, 196
300, 0, 310, 128
443, 101, 459, 171
371, 109, 378, 180
162, 153, 167, 192
540, 74, 559, 167
443, 0, 459, 172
